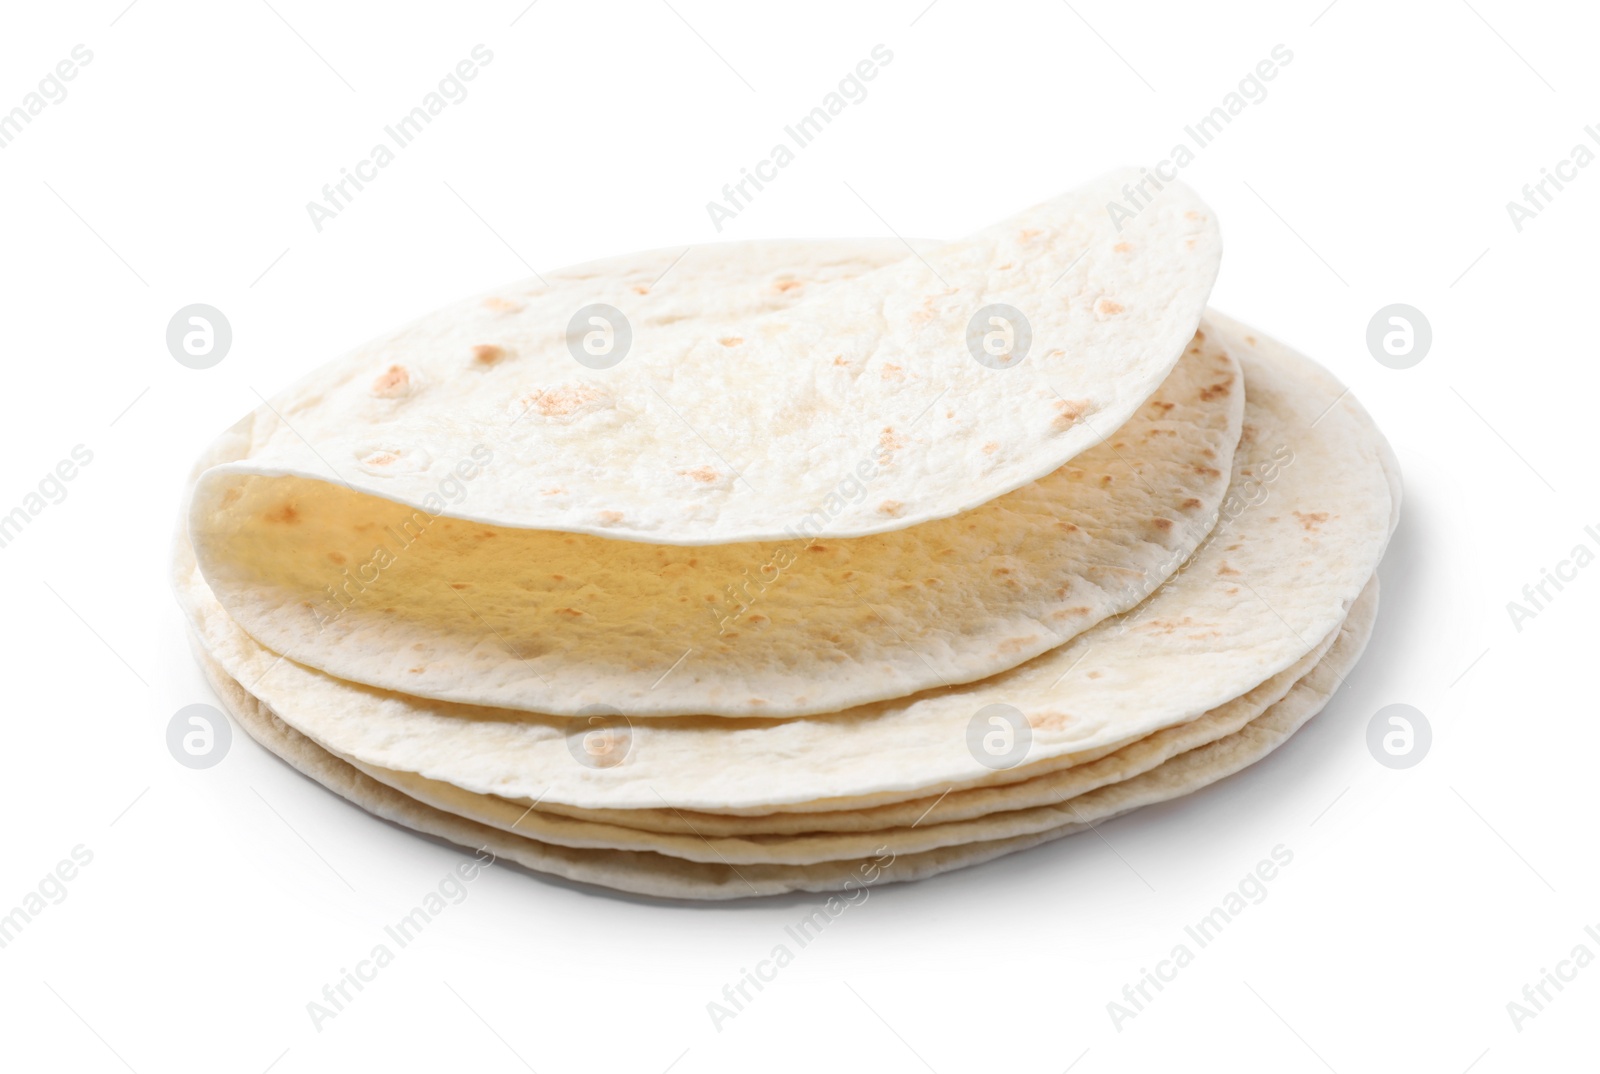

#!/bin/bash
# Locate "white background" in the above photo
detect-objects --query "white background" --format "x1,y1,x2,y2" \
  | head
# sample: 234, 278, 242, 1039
1, 0, 1595, 1070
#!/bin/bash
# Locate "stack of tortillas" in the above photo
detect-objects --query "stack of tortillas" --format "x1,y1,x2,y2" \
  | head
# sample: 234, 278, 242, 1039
174, 170, 1398, 899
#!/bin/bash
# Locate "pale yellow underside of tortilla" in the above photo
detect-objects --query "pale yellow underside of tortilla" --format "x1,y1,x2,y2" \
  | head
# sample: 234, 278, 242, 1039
189, 289, 1243, 718
174, 318, 1395, 812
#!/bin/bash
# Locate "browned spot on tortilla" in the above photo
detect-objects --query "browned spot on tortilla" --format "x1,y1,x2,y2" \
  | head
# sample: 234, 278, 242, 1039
220, 487, 242, 508
1151, 400, 1175, 413
482, 296, 523, 313
1142, 616, 1200, 634
983, 441, 999, 454
881, 363, 904, 380
1185, 211, 1202, 221
1149, 517, 1173, 531
718, 336, 743, 347
632, 285, 649, 295
680, 466, 718, 483
597, 510, 623, 526
1095, 297, 1125, 316
1245, 335, 1258, 345
517, 385, 603, 418
775, 279, 804, 292
1193, 464, 1222, 478
1218, 562, 1242, 576
1056, 521, 1080, 533
371, 364, 411, 397
1293, 511, 1331, 531
1018, 228, 1041, 241
554, 607, 584, 617
1051, 398, 1090, 430
880, 427, 905, 451
1114, 242, 1133, 253
807, 544, 829, 554
878, 501, 904, 517
832, 355, 847, 366
408, 666, 425, 674
997, 636, 1036, 655
449, 582, 469, 590
1088, 670, 1103, 679
551, 574, 565, 581
1199, 374, 1236, 401
1032, 711, 1075, 731
264, 503, 300, 524
1099, 474, 1113, 487
472, 344, 508, 366
326, 551, 346, 564
1181, 497, 1202, 510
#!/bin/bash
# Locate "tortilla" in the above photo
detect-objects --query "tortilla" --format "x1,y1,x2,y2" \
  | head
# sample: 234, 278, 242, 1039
333, 578, 1371, 865
188, 169, 1220, 551
174, 318, 1395, 812
457, 599, 1343, 837
191, 578, 1370, 897
187, 304, 1242, 719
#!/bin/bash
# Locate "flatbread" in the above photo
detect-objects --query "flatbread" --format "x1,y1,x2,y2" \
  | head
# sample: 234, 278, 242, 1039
188, 170, 1220, 546
464, 604, 1342, 837
191, 576, 1372, 898
186, 317, 1242, 718
175, 319, 1394, 811
336, 578, 1372, 865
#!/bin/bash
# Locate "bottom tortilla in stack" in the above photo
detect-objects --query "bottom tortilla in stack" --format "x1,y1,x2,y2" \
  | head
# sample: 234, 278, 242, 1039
174, 314, 1399, 899
190, 574, 1375, 899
